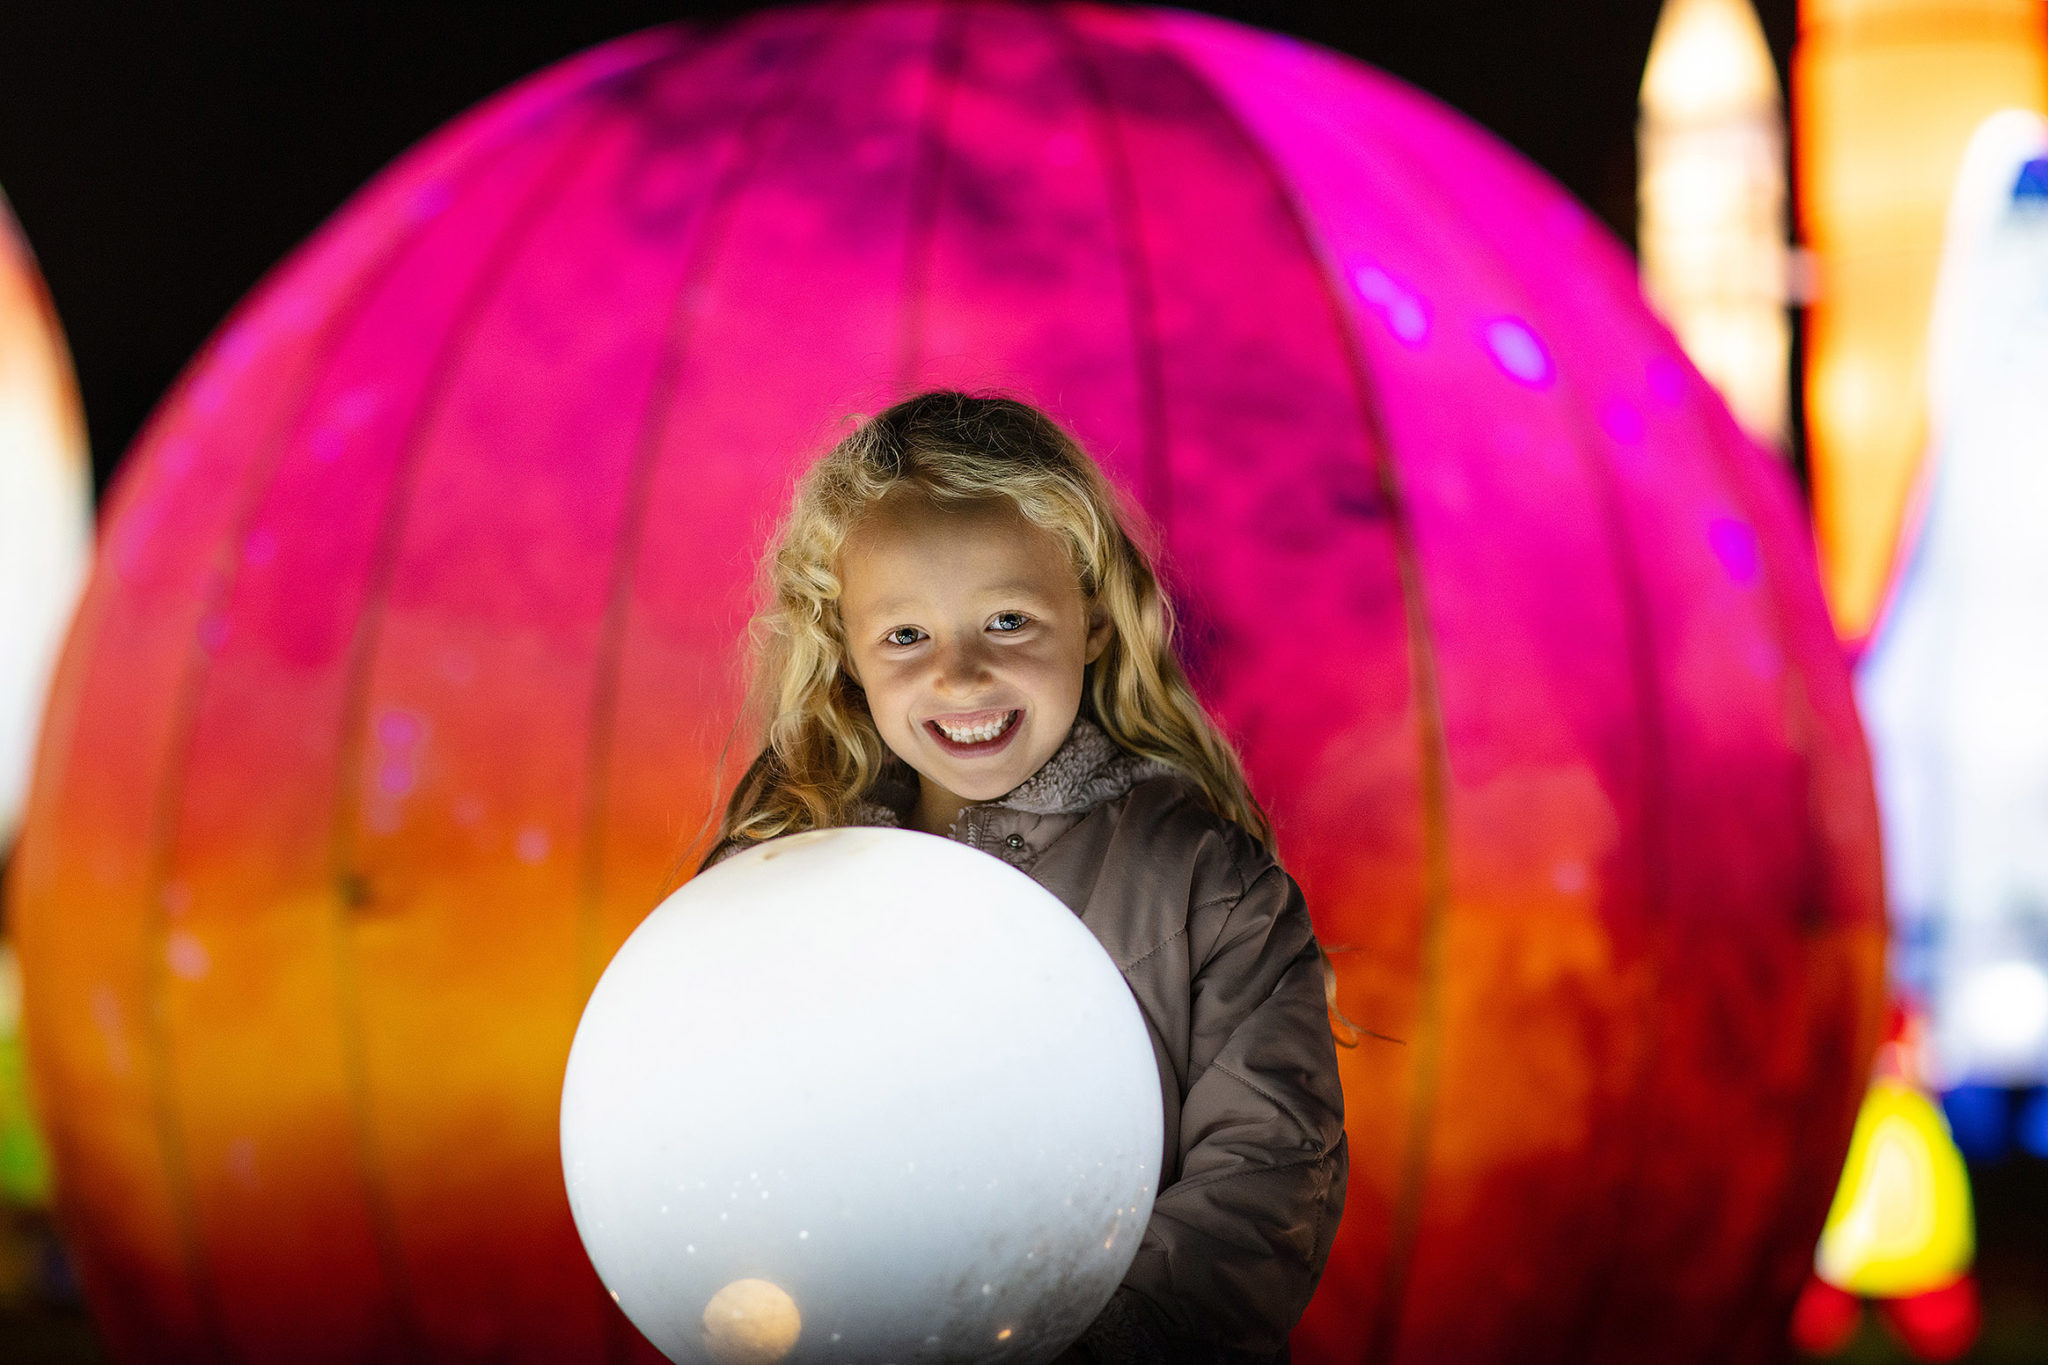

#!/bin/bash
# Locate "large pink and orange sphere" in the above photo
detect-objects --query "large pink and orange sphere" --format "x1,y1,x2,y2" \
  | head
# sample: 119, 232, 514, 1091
10, 4, 1884, 1363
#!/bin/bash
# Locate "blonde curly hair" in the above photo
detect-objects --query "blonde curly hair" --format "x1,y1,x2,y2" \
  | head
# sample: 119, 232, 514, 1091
704, 389, 1272, 857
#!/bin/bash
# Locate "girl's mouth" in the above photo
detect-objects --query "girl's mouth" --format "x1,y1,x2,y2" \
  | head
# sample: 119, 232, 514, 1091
925, 708, 1022, 757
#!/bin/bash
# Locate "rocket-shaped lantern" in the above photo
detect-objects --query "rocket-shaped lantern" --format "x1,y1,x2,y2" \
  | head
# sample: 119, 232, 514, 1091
1858, 111, 2048, 1092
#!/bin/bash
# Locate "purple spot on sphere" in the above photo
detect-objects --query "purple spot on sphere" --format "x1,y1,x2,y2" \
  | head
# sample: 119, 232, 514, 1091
1352, 263, 1431, 346
1597, 396, 1645, 446
196, 614, 230, 655
378, 759, 418, 798
309, 386, 385, 462
1482, 318, 1553, 388
1708, 516, 1762, 586
377, 709, 425, 750
242, 527, 279, 567
1647, 356, 1687, 407
165, 932, 211, 982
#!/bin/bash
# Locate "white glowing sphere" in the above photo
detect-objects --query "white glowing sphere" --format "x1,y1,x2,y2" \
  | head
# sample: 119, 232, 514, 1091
561, 827, 1163, 1365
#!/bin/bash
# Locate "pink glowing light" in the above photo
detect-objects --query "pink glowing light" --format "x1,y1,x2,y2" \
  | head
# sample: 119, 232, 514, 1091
1352, 262, 1433, 345
1481, 315, 1555, 386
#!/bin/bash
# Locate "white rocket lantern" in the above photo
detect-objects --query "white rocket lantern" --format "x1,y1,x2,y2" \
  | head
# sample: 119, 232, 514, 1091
1639, 0, 1792, 448
1858, 111, 2048, 1087
0, 189, 92, 850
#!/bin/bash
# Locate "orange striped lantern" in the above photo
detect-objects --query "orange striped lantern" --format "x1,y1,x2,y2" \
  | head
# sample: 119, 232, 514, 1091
1793, 0, 2048, 639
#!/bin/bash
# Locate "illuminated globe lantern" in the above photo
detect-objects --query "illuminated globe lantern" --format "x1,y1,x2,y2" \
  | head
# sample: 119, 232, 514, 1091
11, 4, 1884, 1362
561, 828, 1162, 1363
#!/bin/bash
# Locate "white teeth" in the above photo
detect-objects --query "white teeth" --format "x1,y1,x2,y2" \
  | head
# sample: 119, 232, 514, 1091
935, 711, 1015, 744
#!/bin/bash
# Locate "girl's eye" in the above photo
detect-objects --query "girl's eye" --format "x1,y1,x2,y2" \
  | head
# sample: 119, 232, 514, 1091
990, 612, 1029, 633
884, 627, 924, 647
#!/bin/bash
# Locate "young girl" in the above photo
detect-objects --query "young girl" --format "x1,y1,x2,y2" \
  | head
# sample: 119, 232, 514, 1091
700, 391, 1347, 1364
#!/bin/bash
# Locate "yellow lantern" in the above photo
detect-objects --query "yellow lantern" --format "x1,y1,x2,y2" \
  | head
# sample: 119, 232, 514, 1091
1640, 0, 1792, 449
1815, 1076, 1974, 1297
1793, 0, 2048, 639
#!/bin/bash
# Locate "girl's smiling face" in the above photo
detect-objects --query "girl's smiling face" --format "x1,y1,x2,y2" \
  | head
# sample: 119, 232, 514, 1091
839, 493, 1111, 837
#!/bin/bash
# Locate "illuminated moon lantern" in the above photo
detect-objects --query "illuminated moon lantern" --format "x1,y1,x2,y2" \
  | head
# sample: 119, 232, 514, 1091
561, 828, 1162, 1364
9, 5, 1884, 1363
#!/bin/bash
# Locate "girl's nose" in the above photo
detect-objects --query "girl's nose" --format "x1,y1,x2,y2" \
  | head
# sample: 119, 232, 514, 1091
932, 635, 995, 691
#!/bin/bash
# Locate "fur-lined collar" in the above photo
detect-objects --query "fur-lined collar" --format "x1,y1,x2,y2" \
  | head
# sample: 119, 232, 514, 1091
849, 716, 1180, 832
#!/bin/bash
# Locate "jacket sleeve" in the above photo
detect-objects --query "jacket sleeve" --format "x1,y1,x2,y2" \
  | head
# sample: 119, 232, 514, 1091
1077, 856, 1349, 1363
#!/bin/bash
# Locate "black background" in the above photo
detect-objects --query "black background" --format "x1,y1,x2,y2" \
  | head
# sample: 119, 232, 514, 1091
0, 0, 1797, 497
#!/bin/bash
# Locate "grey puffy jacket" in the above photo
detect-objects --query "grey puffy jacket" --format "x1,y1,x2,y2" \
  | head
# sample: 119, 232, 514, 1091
705, 718, 1347, 1362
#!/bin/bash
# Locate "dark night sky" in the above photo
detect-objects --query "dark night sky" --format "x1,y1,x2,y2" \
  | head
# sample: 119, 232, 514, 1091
0, 1, 1797, 496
